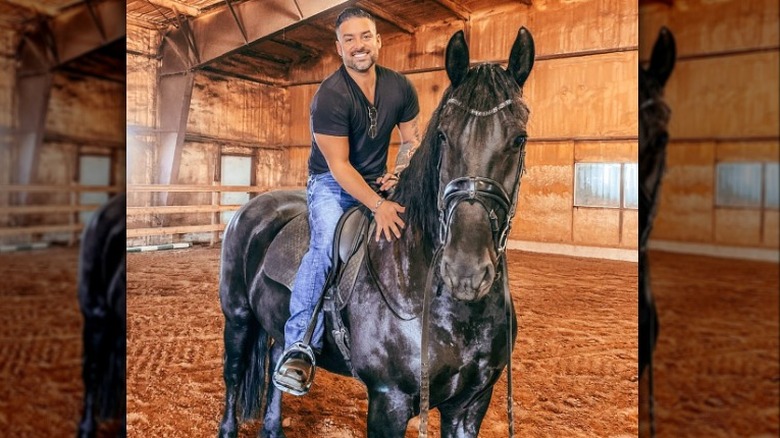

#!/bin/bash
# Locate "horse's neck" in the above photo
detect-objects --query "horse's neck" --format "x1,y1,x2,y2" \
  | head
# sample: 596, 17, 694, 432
369, 228, 435, 299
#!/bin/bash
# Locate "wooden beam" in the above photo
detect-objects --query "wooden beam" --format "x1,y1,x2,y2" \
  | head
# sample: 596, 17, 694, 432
4, 0, 71, 16
0, 184, 123, 193
0, 205, 96, 214
431, 0, 471, 21
126, 205, 241, 215
199, 66, 286, 86
270, 37, 321, 58
126, 223, 225, 238
126, 184, 303, 193
0, 223, 83, 237
356, 1, 415, 34
144, 0, 200, 17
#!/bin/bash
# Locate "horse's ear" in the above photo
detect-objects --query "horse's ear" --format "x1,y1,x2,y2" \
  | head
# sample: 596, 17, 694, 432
507, 27, 534, 88
648, 26, 676, 87
446, 30, 469, 88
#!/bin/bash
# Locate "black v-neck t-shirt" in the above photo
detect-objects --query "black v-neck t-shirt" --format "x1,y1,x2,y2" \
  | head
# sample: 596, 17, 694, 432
309, 64, 419, 181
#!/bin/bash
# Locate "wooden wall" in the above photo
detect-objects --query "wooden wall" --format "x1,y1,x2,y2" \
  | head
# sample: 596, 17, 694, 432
286, 0, 638, 251
0, 28, 17, 197
127, 20, 291, 244
127, 0, 638, 251
640, 0, 779, 250
1, 25, 125, 243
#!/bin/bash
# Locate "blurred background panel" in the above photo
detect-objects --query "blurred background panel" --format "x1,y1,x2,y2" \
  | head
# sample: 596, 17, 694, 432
639, 0, 778, 436
125, 1, 640, 437
0, 0, 125, 435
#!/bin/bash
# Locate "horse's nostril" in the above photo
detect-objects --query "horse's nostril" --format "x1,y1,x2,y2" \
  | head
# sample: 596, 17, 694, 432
474, 265, 491, 291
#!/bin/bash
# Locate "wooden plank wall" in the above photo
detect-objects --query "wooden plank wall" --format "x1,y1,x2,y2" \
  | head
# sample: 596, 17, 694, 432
127, 22, 160, 234
641, 0, 779, 250
0, 27, 17, 196
1, 25, 125, 241
286, 0, 638, 250
127, 21, 291, 244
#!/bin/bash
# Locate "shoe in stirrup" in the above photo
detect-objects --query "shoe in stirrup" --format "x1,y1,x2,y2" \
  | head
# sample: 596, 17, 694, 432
272, 342, 316, 396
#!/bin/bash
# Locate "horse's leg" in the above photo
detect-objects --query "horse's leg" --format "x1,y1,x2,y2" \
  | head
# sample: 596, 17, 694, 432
438, 388, 494, 438
218, 306, 258, 438
366, 389, 414, 438
260, 340, 286, 438
77, 315, 104, 438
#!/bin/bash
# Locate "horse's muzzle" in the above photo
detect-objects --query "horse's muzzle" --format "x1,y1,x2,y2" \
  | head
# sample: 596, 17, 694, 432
440, 256, 496, 301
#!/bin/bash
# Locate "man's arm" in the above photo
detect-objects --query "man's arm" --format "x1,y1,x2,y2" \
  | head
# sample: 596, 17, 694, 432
394, 116, 422, 174
315, 133, 406, 242
377, 116, 422, 191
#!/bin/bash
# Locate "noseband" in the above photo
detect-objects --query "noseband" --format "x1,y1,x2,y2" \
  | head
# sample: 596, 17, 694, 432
437, 98, 527, 256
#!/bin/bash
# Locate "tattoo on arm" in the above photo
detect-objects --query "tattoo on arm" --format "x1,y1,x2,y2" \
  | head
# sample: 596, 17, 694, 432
394, 120, 421, 174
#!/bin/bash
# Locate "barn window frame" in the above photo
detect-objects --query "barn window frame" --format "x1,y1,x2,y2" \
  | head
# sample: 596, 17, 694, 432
573, 162, 637, 210
715, 161, 778, 210
219, 154, 254, 224
78, 153, 113, 225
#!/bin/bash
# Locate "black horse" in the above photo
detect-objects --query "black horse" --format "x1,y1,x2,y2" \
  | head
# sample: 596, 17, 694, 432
77, 193, 126, 438
218, 27, 534, 438
639, 27, 676, 437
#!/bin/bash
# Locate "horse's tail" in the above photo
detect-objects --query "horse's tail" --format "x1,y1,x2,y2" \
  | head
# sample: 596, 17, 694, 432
219, 190, 307, 420
235, 320, 267, 421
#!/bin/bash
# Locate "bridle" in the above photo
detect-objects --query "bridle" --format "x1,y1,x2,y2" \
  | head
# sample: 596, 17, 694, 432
418, 96, 527, 438
437, 98, 527, 256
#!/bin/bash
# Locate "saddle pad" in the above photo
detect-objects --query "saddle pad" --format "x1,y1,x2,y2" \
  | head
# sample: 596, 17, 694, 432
263, 213, 309, 291
262, 212, 366, 313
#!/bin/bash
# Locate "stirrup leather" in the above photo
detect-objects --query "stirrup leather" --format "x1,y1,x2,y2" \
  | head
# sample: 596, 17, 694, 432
272, 342, 316, 396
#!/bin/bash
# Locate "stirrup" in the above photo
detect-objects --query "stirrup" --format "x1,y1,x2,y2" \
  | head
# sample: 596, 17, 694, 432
272, 342, 317, 396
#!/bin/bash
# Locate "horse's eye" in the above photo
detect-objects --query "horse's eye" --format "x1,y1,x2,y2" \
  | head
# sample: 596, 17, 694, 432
437, 132, 447, 144
513, 135, 527, 149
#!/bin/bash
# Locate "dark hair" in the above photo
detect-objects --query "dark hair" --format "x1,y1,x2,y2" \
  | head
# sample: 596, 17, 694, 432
335, 7, 375, 34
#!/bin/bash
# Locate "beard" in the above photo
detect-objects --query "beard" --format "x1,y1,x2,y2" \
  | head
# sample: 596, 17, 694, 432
344, 49, 378, 73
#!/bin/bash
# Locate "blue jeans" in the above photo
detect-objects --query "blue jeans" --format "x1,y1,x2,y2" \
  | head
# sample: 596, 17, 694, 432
284, 172, 358, 351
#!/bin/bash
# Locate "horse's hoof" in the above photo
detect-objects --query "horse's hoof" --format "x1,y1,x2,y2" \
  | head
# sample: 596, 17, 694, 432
260, 428, 286, 438
77, 424, 95, 438
218, 424, 238, 438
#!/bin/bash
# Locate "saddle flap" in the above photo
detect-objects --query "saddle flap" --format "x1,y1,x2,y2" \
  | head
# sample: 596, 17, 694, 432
335, 206, 371, 264
263, 213, 309, 291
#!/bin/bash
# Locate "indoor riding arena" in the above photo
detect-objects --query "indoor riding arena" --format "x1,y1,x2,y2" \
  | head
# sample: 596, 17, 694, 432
641, 0, 779, 436
126, 0, 639, 437
0, 0, 125, 435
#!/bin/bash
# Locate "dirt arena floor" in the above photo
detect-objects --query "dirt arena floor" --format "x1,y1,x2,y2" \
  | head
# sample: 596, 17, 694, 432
126, 245, 638, 437
0, 247, 82, 436
648, 250, 779, 438
0, 247, 123, 437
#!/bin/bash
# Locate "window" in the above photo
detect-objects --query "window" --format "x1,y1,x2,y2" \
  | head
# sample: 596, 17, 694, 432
623, 163, 638, 209
716, 162, 763, 207
765, 162, 778, 209
79, 155, 111, 224
220, 155, 252, 224
574, 162, 637, 209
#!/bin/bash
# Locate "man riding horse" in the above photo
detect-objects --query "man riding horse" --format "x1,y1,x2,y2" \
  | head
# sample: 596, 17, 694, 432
272, 7, 423, 396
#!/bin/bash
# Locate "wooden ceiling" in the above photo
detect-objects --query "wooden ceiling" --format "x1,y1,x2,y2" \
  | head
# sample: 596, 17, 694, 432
127, 0, 532, 84
1, 0, 125, 82
1, 0, 533, 83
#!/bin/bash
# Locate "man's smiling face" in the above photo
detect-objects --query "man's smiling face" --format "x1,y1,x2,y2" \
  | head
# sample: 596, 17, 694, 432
336, 17, 381, 73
